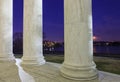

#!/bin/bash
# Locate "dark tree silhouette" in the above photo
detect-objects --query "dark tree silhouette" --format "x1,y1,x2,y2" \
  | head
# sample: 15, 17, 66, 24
13, 32, 23, 54
43, 32, 46, 40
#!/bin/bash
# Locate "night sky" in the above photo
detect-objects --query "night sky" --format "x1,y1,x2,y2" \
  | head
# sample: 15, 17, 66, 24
13, 0, 120, 42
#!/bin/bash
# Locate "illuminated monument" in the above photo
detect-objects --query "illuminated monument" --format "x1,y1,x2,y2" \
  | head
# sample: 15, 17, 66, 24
0, 0, 98, 81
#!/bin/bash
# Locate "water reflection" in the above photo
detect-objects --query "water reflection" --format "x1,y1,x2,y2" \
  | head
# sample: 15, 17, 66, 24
15, 58, 35, 82
94, 46, 120, 54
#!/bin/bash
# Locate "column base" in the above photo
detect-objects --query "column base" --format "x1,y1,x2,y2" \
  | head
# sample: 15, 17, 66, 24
60, 63, 98, 80
0, 54, 15, 62
21, 56, 46, 65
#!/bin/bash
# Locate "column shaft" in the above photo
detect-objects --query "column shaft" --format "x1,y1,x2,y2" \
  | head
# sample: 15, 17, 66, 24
22, 0, 45, 65
61, 0, 98, 80
0, 0, 15, 61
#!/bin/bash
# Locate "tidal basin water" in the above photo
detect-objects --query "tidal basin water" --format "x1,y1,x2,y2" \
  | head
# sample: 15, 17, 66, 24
94, 46, 120, 54
53, 46, 120, 54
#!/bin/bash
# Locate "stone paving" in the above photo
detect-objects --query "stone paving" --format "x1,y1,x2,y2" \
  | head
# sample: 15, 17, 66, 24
0, 60, 21, 82
0, 58, 120, 82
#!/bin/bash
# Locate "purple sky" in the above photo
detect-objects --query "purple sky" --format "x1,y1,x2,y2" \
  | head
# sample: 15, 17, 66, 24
13, 0, 120, 42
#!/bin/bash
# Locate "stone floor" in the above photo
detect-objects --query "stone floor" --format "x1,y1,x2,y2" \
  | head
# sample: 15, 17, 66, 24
0, 58, 120, 82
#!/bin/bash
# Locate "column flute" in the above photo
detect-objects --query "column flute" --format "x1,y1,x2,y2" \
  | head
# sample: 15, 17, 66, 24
60, 0, 98, 80
22, 0, 45, 65
0, 0, 15, 61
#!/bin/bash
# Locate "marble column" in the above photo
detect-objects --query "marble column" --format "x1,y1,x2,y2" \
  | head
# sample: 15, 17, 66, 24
22, 0, 45, 65
0, 0, 15, 61
60, 0, 98, 80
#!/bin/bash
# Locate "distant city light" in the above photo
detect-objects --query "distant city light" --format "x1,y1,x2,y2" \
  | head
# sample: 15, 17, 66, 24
93, 36, 97, 41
